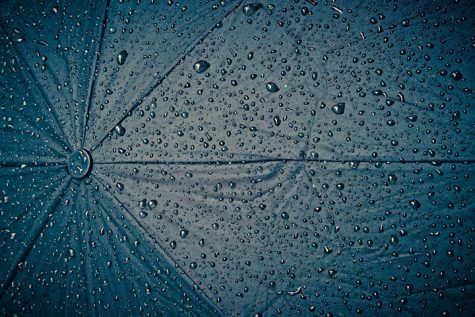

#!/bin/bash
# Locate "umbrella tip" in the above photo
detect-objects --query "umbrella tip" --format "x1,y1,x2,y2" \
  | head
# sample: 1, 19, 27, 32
68, 149, 92, 179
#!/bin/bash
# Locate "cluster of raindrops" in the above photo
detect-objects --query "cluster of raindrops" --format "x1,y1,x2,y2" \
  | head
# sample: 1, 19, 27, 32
0, 0, 474, 316
95, 1, 474, 315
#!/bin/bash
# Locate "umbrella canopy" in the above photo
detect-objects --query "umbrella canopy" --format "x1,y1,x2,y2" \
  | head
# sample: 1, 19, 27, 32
1, 0, 474, 316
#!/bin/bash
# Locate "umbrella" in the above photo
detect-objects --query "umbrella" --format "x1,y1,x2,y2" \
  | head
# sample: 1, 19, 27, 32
1, 0, 474, 316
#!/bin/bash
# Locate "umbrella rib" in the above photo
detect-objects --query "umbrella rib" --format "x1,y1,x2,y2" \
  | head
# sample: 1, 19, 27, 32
0, 170, 68, 224
90, 173, 225, 316
80, 0, 112, 149
89, 0, 245, 153
79, 182, 100, 317
0, 161, 66, 168
90, 195, 191, 309
93, 158, 475, 165
5, 108, 70, 157
0, 24, 74, 152
0, 176, 72, 298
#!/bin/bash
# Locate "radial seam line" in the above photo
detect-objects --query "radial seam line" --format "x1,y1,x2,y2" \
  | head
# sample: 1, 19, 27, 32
90, 0, 245, 152
90, 173, 224, 317
80, 0, 112, 148
93, 158, 475, 166
79, 182, 99, 317
0, 176, 72, 298
0, 23, 74, 152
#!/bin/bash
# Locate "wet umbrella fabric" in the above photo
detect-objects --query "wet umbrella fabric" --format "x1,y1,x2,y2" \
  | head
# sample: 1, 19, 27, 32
1, 1, 474, 316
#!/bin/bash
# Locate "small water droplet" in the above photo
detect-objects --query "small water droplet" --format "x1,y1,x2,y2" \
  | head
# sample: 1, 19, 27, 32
409, 199, 421, 209
388, 174, 397, 184
390, 235, 399, 245
450, 70, 462, 80
148, 199, 157, 209
180, 229, 189, 238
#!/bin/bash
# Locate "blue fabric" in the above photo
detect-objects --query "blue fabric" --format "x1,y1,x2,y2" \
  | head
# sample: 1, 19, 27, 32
1, 0, 474, 316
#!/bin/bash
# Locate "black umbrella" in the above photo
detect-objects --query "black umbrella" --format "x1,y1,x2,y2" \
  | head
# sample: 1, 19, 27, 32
1, 0, 474, 316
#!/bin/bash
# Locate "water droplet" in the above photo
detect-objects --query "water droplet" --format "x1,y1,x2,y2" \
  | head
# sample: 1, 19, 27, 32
139, 199, 147, 209
148, 199, 157, 209
287, 286, 302, 296
117, 50, 128, 65
409, 199, 421, 209
451, 70, 462, 80
180, 229, 189, 238
388, 174, 397, 184
193, 60, 210, 73
114, 124, 126, 136
331, 102, 345, 114
242, 3, 263, 16
145, 283, 152, 294
266, 82, 279, 92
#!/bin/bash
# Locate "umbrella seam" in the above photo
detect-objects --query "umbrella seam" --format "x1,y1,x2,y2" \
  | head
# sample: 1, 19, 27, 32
0, 23, 74, 152
92, 158, 475, 165
89, 0, 245, 153
4, 108, 69, 158
0, 175, 72, 299
0, 162, 67, 168
80, 0, 112, 149
79, 182, 99, 317
90, 172, 225, 317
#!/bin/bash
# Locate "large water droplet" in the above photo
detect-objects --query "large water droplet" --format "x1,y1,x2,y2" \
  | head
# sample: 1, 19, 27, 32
193, 60, 210, 73
242, 3, 263, 16
114, 124, 126, 136
117, 50, 128, 65
331, 102, 345, 114
266, 82, 280, 92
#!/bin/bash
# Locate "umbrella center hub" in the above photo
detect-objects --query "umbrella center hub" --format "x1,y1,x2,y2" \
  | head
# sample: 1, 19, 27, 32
68, 149, 92, 179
